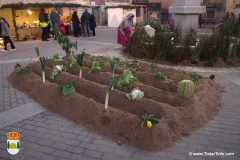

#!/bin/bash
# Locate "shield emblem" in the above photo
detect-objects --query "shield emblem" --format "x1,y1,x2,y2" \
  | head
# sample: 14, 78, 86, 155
7, 140, 20, 155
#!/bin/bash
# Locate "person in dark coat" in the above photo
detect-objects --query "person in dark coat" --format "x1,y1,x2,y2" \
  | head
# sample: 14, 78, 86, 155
0, 18, 16, 52
198, 14, 202, 28
71, 11, 80, 37
81, 9, 91, 37
39, 8, 49, 41
90, 12, 96, 36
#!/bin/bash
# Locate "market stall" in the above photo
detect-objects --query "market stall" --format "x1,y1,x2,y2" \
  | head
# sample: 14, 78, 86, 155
0, 3, 90, 41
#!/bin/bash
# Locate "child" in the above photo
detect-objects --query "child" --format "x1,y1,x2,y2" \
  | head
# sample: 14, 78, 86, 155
0, 18, 16, 52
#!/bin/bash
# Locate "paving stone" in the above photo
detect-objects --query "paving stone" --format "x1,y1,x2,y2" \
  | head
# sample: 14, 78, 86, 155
95, 145, 115, 154
38, 145, 56, 154
34, 122, 48, 128
83, 149, 103, 159
92, 139, 120, 149
7, 154, 28, 160
50, 142, 69, 150
22, 124, 37, 130
50, 136, 81, 146
0, 149, 9, 159
12, 123, 25, 128
22, 142, 40, 150
35, 127, 49, 133
34, 117, 46, 123
79, 142, 98, 150
40, 153, 59, 160
70, 154, 98, 160
22, 135, 39, 143
66, 145, 85, 154
53, 150, 72, 159
76, 135, 93, 143
35, 139, 54, 147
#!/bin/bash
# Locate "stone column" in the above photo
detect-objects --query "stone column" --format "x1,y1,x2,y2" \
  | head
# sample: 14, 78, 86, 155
169, 0, 206, 39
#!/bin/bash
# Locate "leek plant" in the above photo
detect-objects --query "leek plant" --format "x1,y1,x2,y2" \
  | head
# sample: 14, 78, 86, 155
105, 59, 116, 109
35, 47, 48, 82
74, 49, 85, 78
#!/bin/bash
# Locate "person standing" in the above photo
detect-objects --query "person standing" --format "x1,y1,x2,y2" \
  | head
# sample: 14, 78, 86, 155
39, 8, 49, 41
90, 12, 96, 36
117, 13, 135, 48
0, 18, 16, 52
81, 9, 91, 37
72, 11, 80, 37
198, 14, 202, 28
50, 8, 60, 40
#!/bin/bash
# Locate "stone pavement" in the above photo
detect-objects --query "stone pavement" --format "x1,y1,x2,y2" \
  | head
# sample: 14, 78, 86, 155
0, 27, 240, 160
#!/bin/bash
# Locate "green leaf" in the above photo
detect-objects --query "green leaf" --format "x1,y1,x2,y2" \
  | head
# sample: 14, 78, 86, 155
148, 114, 154, 118
35, 47, 40, 58
16, 67, 32, 75
116, 69, 137, 88
87, 61, 102, 75
141, 121, 146, 128
154, 72, 167, 81
58, 83, 75, 96
74, 51, 85, 68
209, 74, 215, 80
52, 53, 63, 62
139, 115, 145, 121
15, 63, 24, 69
148, 119, 159, 125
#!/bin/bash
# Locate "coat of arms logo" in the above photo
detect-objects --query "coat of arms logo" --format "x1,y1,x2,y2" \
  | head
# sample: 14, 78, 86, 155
7, 132, 20, 155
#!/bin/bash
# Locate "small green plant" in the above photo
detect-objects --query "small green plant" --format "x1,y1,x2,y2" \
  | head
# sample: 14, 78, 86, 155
129, 59, 141, 71
97, 56, 107, 65
74, 49, 85, 78
70, 56, 78, 69
139, 111, 159, 128
184, 71, 204, 83
113, 57, 127, 67
56, 28, 77, 56
116, 69, 137, 88
90, 55, 95, 61
50, 65, 67, 79
35, 47, 48, 82
174, 72, 178, 76
105, 59, 116, 109
58, 83, 75, 96
15, 63, 24, 69
16, 67, 32, 75
154, 72, 167, 81
209, 74, 215, 80
149, 63, 157, 70
126, 87, 144, 101
87, 61, 102, 75
52, 53, 63, 62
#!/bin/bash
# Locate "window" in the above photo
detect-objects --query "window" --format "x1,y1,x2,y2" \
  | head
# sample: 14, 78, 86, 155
207, 11, 214, 18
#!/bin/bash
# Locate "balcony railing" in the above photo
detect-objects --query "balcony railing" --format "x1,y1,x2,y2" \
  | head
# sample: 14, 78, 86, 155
201, 0, 225, 6
106, 0, 129, 2
132, 0, 148, 4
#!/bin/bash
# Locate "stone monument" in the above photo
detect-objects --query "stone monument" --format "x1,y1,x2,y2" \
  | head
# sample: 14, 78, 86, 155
169, 0, 206, 39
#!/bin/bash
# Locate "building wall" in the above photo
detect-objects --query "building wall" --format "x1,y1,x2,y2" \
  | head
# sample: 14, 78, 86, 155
148, 0, 174, 9
0, 0, 90, 7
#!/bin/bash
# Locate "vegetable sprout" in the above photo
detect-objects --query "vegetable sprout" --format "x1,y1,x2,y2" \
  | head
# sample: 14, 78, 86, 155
35, 47, 48, 82
74, 49, 85, 78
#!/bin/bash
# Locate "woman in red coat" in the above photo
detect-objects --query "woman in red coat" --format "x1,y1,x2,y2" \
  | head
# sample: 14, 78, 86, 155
117, 13, 134, 48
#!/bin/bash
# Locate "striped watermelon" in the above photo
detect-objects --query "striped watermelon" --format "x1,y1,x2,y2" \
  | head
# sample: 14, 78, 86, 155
178, 80, 195, 98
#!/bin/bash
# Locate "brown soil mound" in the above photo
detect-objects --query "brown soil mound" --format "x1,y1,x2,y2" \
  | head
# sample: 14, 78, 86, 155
8, 55, 224, 152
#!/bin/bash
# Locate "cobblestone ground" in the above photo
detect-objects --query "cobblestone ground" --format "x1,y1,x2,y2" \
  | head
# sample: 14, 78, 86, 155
0, 28, 240, 160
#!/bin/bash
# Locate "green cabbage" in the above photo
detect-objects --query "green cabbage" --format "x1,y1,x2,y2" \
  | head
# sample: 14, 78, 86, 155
116, 69, 137, 88
58, 83, 75, 96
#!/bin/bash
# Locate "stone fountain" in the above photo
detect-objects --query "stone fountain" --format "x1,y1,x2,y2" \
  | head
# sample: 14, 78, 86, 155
169, 0, 206, 40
